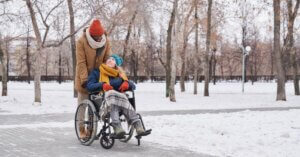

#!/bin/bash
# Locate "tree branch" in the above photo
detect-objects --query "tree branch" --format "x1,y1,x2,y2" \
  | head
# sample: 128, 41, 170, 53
35, 2, 49, 46
44, 0, 64, 22
107, 5, 125, 34
292, 0, 300, 20
43, 16, 93, 48
43, 1, 103, 48
158, 56, 167, 70
34, 1, 64, 46
0, 0, 12, 4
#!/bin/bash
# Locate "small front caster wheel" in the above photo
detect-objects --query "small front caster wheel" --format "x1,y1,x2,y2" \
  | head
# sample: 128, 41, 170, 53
100, 135, 115, 149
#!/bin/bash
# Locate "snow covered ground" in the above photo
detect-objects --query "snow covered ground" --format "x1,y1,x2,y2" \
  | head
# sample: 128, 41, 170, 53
0, 81, 300, 115
143, 110, 300, 157
1, 81, 300, 157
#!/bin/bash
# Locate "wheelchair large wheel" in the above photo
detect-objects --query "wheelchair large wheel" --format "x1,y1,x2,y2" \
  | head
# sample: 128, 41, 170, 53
119, 115, 134, 143
75, 99, 98, 146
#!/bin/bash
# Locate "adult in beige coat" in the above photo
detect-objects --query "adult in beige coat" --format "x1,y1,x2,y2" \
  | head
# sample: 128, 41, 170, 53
75, 19, 111, 138
75, 19, 111, 102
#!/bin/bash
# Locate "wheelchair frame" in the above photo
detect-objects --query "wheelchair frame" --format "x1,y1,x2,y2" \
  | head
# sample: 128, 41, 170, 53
74, 90, 150, 149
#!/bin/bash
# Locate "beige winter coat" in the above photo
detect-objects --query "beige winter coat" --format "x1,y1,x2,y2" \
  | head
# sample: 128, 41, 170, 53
75, 30, 111, 94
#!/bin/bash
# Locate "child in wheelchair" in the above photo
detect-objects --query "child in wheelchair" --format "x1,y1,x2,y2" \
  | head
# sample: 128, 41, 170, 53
85, 54, 150, 139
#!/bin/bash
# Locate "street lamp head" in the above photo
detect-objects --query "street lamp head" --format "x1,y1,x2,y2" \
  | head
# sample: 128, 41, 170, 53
245, 46, 251, 52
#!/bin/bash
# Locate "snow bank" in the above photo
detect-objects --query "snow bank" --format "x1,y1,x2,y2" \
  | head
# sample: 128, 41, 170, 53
143, 110, 300, 157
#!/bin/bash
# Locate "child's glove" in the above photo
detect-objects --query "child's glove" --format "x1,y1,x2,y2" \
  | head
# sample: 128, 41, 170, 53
119, 81, 129, 92
102, 83, 113, 91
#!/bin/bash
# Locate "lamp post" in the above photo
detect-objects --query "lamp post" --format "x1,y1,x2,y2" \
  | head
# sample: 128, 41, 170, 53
242, 45, 251, 92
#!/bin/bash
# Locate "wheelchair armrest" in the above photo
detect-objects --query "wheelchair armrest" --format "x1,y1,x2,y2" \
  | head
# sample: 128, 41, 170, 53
88, 90, 102, 95
124, 90, 135, 98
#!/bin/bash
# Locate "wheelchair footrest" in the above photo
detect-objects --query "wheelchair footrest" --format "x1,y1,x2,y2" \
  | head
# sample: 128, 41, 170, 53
135, 129, 152, 139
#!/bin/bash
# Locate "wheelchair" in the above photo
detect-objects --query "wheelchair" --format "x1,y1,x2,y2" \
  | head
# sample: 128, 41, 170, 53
74, 90, 151, 149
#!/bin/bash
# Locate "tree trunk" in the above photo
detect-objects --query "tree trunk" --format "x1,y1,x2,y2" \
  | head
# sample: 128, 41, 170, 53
58, 48, 62, 84
33, 49, 42, 103
254, 44, 257, 84
26, 0, 43, 104
180, 37, 187, 93
166, 0, 178, 97
67, 0, 78, 98
130, 49, 138, 83
170, 0, 180, 102
193, 0, 199, 95
270, 39, 274, 76
273, 0, 286, 101
291, 48, 299, 95
180, 55, 186, 92
285, 0, 300, 95
180, 5, 194, 92
180, 36, 190, 92
26, 28, 31, 84
45, 53, 48, 77
169, 44, 177, 102
212, 53, 217, 85
5, 41, 9, 83
67, 58, 70, 77
204, 0, 212, 96
0, 40, 7, 96
123, 1, 140, 66
135, 53, 138, 83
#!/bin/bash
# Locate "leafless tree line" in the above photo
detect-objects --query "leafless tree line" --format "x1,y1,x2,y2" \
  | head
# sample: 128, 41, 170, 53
0, 0, 299, 103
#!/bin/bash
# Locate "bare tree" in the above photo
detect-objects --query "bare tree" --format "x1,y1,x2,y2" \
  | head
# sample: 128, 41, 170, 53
166, 0, 178, 97
180, 3, 194, 92
25, 0, 101, 104
204, 0, 212, 96
170, 0, 181, 102
67, 0, 77, 97
129, 25, 141, 83
123, 0, 140, 65
211, 48, 217, 84
25, 26, 32, 84
25, 0, 44, 104
0, 36, 7, 96
53, 15, 66, 84
283, 0, 300, 95
193, 0, 199, 95
273, 0, 286, 101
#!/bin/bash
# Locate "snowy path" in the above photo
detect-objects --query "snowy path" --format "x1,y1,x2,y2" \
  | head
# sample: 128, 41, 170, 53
0, 112, 213, 157
1, 106, 299, 125
0, 127, 211, 157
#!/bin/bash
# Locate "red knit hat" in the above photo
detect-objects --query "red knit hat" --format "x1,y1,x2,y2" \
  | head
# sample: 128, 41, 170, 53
89, 19, 105, 36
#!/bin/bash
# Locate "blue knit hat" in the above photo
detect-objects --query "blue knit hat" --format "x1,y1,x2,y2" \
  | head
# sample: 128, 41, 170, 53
110, 54, 123, 66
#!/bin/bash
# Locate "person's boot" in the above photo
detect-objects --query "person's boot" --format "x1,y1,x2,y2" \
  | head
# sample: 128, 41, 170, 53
133, 120, 149, 137
79, 125, 87, 139
111, 123, 125, 139
85, 126, 92, 138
